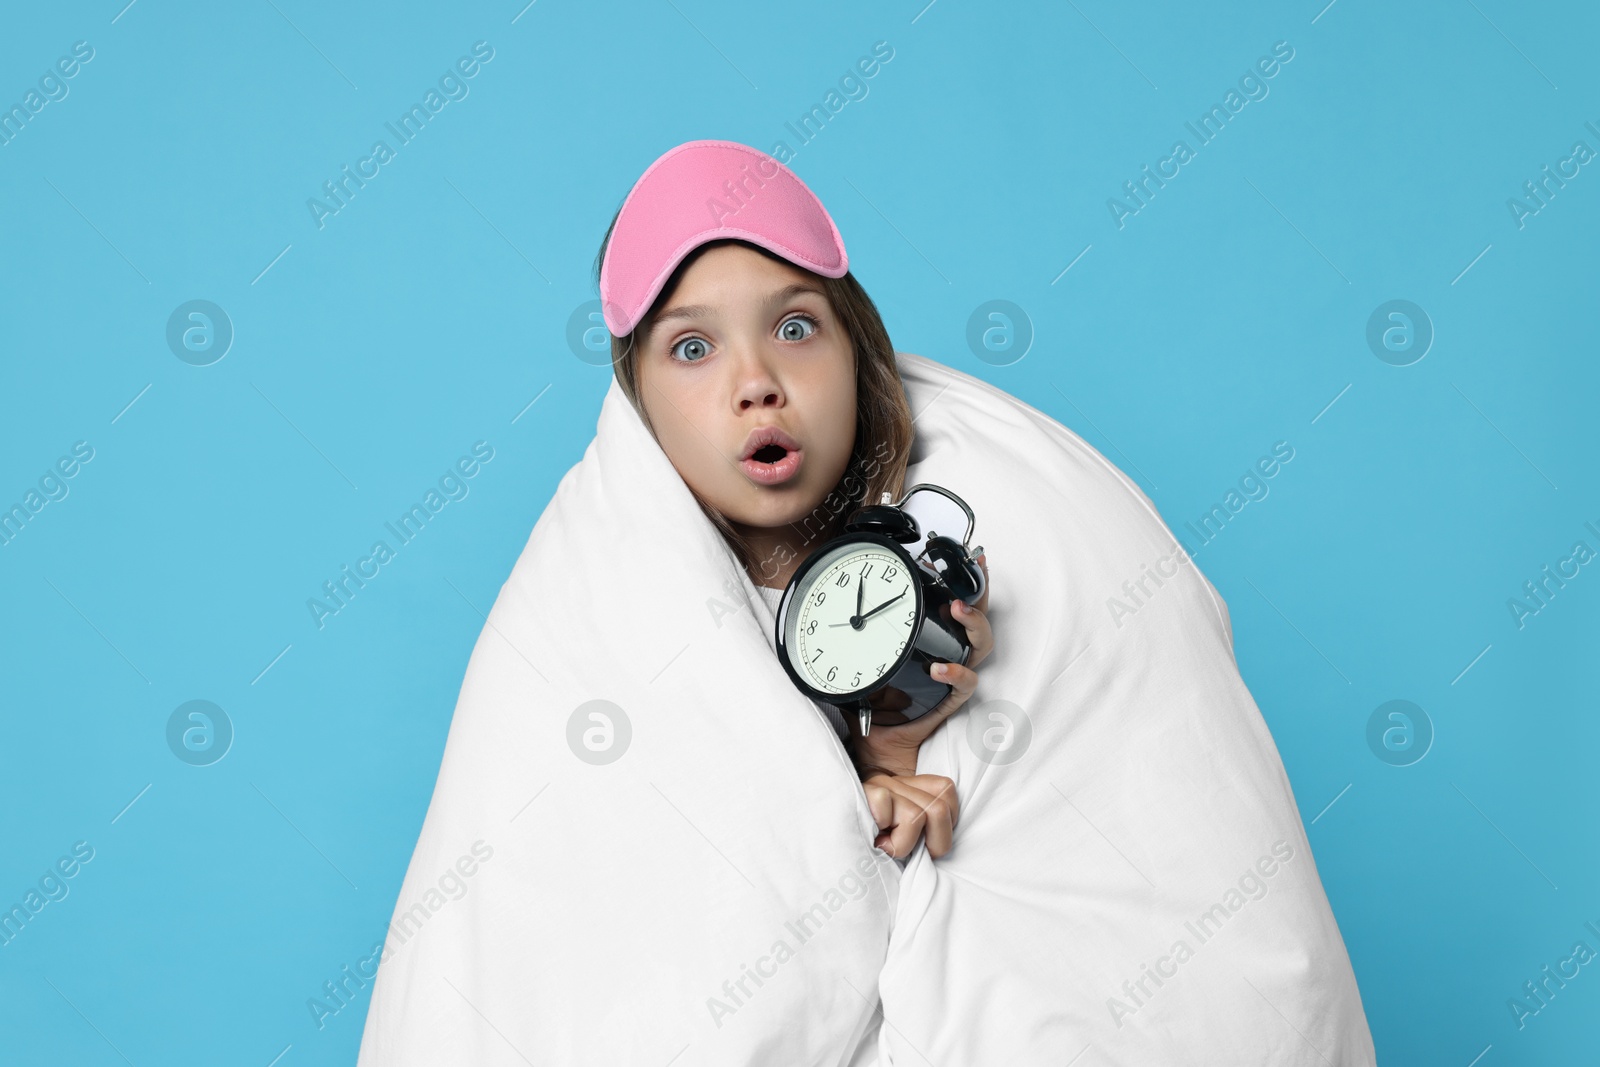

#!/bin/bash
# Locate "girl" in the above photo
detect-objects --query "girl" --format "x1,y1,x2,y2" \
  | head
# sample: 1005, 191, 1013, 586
359, 139, 1376, 1067
593, 139, 992, 861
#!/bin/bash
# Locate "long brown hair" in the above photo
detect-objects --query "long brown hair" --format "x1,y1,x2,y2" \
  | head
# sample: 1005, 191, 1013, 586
593, 216, 914, 582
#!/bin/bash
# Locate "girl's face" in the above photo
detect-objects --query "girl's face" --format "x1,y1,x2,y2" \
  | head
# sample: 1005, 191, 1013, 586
635, 243, 857, 549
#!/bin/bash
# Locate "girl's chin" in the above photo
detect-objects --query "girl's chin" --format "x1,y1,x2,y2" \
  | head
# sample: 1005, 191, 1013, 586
724, 484, 830, 530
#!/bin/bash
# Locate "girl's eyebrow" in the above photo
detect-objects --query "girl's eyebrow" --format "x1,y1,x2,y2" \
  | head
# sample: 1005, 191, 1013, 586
652, 283, 827, 330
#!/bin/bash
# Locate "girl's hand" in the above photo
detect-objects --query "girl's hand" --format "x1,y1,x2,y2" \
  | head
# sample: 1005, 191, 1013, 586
862, 773, 960, 859
849, 554, 991, 778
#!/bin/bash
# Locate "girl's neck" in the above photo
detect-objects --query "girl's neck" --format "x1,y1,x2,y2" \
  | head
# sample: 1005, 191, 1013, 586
733, 512, 846, 590
736, 523, 804, 590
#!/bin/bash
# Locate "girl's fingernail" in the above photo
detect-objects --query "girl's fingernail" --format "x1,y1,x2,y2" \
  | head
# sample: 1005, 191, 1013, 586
933, 663, 948, 677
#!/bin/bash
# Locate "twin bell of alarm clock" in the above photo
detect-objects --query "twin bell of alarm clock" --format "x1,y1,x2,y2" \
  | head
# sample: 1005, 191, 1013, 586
846, 490, 986, 607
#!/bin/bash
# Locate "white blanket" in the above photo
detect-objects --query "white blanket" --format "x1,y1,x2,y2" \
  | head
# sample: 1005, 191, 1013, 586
357, 352, 1375, 1066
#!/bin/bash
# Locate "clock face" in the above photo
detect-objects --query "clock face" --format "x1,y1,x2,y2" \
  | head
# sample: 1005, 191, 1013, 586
782, 539, 920, 697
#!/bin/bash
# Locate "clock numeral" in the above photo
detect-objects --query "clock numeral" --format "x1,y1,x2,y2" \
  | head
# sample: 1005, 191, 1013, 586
883, 566, 898, 582
806, 619, 817, 635
895, 641, 905, 655
905, 609, 915, 625
813, 589, 826, 606
851, 671, 861, 687
835, 571, 850, 588
858, 561, 875, 581
826, 665, 838, 682
810, 648, 825, 664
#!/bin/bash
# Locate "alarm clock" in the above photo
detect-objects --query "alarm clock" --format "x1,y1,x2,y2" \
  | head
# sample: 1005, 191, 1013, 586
773, 483, 986, 738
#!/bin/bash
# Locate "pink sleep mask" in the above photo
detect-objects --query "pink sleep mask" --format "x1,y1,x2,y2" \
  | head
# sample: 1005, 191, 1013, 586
598, 139, 849, 337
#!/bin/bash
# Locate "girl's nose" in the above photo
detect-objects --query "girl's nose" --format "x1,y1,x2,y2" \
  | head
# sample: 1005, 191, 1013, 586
732, 343, 784, 410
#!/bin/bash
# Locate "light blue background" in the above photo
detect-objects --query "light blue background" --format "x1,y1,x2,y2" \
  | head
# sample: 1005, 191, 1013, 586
1, 1, 1596, 1063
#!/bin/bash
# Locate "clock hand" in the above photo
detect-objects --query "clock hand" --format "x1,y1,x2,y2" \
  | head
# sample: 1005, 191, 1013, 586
857, 588, 906, 623
855, 570, 865, 622
830, 585, 907, 627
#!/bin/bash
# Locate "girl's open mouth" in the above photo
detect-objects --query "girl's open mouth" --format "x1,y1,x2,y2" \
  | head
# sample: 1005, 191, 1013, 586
741, 444, 803, 485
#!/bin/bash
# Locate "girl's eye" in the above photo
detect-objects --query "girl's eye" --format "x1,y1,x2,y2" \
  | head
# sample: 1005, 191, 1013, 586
778, 314, 818, 342
669, 337, 710, 363
668, 315, 816, 361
